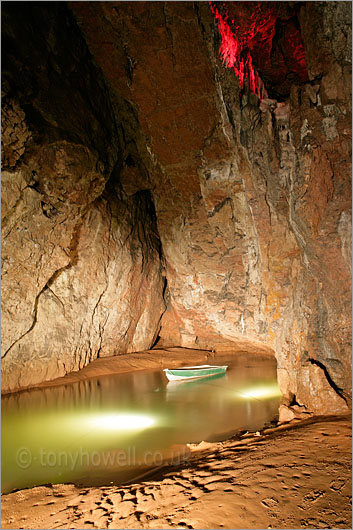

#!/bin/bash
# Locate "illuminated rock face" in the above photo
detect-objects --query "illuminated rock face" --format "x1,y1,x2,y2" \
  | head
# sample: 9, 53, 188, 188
1, 4, 165, 391
2, 2, 351, 414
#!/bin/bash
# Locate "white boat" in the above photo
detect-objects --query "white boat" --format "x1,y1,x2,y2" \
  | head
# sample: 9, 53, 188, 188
163, 365, 228, 381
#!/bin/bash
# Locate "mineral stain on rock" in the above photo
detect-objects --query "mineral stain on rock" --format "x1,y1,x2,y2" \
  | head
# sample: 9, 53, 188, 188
1, 0, 352, 423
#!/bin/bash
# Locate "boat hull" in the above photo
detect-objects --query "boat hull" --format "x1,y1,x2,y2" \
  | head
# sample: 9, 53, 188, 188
163, 365, 228, 381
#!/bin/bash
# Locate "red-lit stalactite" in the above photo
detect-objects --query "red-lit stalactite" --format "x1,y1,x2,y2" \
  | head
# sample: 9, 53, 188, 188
209, 2, 309, 100
210, 1, 269, 99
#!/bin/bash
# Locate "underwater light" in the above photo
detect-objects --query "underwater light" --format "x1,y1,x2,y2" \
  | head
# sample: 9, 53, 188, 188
88, 413, 156, 431
239, 384, 282, 399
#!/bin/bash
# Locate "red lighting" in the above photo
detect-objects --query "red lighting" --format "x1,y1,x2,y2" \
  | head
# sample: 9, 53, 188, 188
210, 2, 308, 100
210, 2, 268, 99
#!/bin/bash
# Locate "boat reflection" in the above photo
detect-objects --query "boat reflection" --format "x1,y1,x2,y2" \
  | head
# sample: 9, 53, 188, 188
166, 371, 227, 394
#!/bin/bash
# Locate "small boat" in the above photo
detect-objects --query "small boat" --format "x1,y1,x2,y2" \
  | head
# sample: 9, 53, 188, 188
163, 365, 228, 381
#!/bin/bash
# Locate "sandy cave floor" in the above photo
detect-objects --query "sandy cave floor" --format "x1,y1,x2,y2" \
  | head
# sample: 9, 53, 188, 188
2, 415, 351, 530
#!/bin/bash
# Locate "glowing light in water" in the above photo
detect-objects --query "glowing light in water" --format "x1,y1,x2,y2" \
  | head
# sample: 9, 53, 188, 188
87, 413, 156, 431
240, 384, 282, 400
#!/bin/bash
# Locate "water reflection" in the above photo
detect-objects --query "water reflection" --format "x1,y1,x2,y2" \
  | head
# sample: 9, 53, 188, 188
2, 353, 281, 493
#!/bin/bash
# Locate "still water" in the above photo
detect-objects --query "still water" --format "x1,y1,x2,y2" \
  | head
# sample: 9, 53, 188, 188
2, 353, 281, 493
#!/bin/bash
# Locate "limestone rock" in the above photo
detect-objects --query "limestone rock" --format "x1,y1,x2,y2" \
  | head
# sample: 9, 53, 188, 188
2, 184, 165, 391
278, 405, 296, 424
1, 3, 165, 392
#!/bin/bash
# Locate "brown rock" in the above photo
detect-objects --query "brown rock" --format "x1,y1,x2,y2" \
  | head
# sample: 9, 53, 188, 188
278, 405, 296, 424
1, 3, 165, 392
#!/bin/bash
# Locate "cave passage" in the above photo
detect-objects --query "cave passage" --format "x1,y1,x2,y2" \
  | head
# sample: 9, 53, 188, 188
2, 0, 351, 418
1, 0, 351, 527
2, 353, 280, 494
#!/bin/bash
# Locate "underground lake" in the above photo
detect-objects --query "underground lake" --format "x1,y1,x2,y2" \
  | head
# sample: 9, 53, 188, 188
2, 352, 281, 494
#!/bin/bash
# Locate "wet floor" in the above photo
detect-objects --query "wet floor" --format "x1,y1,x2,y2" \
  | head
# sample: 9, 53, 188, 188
2, 353, 281, 493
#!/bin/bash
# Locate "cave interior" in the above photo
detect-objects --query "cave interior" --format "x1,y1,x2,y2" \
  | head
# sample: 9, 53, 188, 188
1, 1, 352, 425
1, 1, 352, 527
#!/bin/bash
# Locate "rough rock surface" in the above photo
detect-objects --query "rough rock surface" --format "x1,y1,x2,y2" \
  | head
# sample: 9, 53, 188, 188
1, 4, 165, 392
70, 2, 351, 414
2, 2, 351, 414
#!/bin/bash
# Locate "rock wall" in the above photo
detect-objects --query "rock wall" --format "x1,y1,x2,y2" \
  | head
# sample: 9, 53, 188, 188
1, 3, 165, 392
2, 2, 351, 414
71, 1, 351, 414
204, 1, 352, 414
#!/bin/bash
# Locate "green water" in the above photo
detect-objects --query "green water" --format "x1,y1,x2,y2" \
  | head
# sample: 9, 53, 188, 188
2, 353, 281, 493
